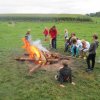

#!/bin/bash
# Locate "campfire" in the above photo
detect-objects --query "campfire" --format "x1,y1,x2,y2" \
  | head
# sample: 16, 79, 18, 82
15, 38, 71, 75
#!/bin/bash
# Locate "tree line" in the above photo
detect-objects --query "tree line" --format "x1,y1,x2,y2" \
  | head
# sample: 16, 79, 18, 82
86, 12, 100, 17
0, 15, 93, 22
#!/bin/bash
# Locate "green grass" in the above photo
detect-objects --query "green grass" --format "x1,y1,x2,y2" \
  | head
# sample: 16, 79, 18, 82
0, 17, 100, 100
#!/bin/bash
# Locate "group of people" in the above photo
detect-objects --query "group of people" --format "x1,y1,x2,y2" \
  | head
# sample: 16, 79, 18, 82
65, 32, 90, 59
64, 30, 99, 71
43, 27, 99, 86
25, 26, 99, 87
43, 26, 57, 49
57, 32, 99, 87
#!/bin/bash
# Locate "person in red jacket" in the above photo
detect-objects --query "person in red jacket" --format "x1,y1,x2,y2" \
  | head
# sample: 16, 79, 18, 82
43, 27, 49, 41
49, 26, 57, 49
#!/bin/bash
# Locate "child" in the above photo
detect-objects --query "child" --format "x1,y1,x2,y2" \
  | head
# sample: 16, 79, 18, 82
77, 38, 83, 55
86, 34, 99, 71
64, 29, 69, 41
71, 38, 79, 57
43, 27, 49, 41
64, 37, 71, 52
64, 29, 69, 52
55, 63, 75, 87
25, 29, 32, 44
81, 39, 90, 59
64, 33, 75, 52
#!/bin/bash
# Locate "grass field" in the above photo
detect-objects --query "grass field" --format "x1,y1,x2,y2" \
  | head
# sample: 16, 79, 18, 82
0, 15, 100, 100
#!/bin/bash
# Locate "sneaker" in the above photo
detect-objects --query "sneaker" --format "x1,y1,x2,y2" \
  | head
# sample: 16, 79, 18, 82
55, 75, 58, 80
86, 68, 91, 72
90, 68, 94, 71
60, 84, 65, 88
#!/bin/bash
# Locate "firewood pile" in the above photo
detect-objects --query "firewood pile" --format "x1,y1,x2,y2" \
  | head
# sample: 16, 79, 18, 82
15, 51, 73, 75
15, 38, 72, 74
15, 52, 71, 65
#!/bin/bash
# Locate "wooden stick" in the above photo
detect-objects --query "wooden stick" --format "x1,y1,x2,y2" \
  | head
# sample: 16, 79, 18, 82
15, 57, 33, 61
29, 64, 42, 75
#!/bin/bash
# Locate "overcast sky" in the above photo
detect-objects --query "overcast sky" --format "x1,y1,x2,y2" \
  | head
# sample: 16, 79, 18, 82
0, 0, 100, 14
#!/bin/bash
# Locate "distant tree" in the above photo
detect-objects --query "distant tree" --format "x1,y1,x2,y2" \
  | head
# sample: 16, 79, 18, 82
87, 12, 100, 17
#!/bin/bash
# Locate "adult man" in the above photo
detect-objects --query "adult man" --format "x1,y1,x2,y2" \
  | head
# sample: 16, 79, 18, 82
86, 34, 99, 71
49, 26, 57, 49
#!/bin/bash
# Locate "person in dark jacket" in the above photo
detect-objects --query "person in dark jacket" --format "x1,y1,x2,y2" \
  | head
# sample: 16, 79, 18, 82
55, 63, 75, 87
86, 34, 99, 71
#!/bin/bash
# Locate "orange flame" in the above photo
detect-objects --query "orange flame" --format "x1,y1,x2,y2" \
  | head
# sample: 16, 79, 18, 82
22, 38, 41, 61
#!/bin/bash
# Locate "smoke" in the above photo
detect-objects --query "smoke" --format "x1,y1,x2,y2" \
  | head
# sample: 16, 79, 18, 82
31, 40, 49, 52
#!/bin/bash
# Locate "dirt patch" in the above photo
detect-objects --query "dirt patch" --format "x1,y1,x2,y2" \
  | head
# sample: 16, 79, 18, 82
40, 57, 86, 72
26, 57, 74, 72
42, 58, 74, 71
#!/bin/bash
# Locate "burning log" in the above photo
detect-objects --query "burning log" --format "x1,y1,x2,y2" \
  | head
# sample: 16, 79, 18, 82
15, 52, 71, 75
15, 52, 70, 64
24, 53, 29, 56
47, 58, 59, 64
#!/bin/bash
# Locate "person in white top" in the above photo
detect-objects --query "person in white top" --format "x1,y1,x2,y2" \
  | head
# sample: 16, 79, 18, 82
64, 29, 69, 52
81, 39, 90, 59
77, 39, 82, 50
64, 29, 69, 41
25, 29, 32, 44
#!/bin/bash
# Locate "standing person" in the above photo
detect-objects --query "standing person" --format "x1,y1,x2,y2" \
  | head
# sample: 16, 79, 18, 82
77, 38, 83, 55
64, 29, 69, 52
25, 29, 32, 44
49, 26, 57, 49
43, 27, 49, 41
81, 40, 90, 59
71, 38, 79, 57
86, 34, 99, 71
64, 33, 76, 52
70, 33, 77, 43
64, 29, 69, 41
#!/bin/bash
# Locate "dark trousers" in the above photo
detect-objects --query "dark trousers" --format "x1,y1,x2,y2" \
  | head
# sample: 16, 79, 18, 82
87, 53, 96, 69
65, 42, 69, 52
52, 38, 56, 49
57, 75, 72, 84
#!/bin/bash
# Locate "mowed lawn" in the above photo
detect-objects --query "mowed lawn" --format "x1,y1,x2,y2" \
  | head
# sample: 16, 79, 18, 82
0, 20, 100, 100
